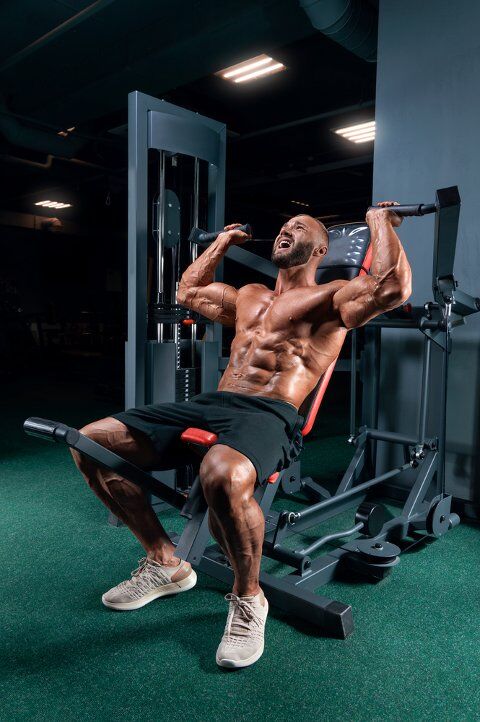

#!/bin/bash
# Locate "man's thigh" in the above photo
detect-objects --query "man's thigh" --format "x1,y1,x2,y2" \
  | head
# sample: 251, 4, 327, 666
111, 399, 207, 470
80, 417, 163, 469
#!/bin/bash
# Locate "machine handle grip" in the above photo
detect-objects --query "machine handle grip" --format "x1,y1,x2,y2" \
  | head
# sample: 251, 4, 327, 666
190, 223, 252, 243
367, 203, 437, 217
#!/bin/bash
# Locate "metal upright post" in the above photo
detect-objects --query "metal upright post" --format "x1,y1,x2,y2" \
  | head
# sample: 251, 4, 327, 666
126, 92, 150, 409
360, 325, 381, 474
207, 151, 226, 353
126, 91, 226, 409
349, 329, 357, 440
156, 150, 166, 343
190, 158, 200, 367
417, 335, 432, 442
437, 325, 450, 495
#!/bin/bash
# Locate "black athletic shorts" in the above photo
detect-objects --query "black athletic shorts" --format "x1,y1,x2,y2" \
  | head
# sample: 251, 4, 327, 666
112, 391, 304, 482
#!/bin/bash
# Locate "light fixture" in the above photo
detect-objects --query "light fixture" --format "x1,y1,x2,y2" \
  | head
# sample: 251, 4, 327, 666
216, 54, 286, 84
57, 126, 76, 137
35, 200, 72, 209
316, 214, 340, 221
291, 200, 310, 207
334, 120, 375, 143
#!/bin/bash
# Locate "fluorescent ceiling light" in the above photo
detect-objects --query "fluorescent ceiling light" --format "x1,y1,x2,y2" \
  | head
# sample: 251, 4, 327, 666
216, 54, 286, 84
334, 120, 376, 143
342, 128, 375, 139
223, 56, 273, 79
291, 200, 310, 207
35, 200, 72, 208
234, 62, 284, 83
350, 130, 376, 140
353, 134, 375, 143
336, 120, 375, 134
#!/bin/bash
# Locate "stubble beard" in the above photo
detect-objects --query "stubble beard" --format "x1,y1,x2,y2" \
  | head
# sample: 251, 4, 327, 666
271, 242, 312, 269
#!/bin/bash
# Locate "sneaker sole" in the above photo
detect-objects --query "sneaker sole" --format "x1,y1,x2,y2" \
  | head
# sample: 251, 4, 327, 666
216, 641, 265, 669
216, 599, 268, 669
102, 569, 197, 611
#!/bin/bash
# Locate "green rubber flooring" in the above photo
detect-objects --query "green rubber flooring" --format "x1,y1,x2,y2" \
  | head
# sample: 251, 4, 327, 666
1, 376, 479, 721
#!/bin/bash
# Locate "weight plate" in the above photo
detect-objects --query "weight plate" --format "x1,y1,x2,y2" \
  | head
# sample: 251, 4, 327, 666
359, 557, 401, 570
427, 496, 452, 538
354, 538, 400, 563
355, 501, 390, 537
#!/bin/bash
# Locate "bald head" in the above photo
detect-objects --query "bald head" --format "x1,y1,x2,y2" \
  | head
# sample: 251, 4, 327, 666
312, 217, 329, 247
272, 214, 329, 269
291, 214, 328, 242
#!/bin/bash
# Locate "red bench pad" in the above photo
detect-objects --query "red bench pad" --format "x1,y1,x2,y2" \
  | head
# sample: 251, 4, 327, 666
181, 428, 218, 446
181, 427, 279, 483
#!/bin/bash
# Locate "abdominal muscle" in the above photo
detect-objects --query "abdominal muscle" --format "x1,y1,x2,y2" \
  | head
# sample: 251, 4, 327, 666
217, 332, 339, 410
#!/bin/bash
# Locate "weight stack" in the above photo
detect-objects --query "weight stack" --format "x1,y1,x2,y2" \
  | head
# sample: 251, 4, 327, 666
176, 367, 197, 402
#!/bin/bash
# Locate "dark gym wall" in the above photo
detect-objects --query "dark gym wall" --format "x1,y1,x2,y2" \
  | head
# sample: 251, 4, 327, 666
373, 0, 480, 504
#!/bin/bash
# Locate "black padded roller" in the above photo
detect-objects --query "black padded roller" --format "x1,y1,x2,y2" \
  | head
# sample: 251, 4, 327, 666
23, 417, 76, 444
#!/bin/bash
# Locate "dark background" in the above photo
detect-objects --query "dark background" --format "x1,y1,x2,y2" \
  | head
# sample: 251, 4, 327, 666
0, 0, 378, 400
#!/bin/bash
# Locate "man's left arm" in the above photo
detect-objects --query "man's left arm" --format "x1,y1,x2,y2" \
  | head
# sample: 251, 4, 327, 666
332, 202, 412, 329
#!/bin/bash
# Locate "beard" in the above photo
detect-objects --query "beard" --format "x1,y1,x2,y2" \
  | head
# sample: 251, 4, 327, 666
271, 242, 312, 268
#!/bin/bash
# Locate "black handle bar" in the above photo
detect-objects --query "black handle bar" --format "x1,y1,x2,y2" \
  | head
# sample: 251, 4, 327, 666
367, 203, 437, 217
190, 202, 438, 246
189, 224, 252, 244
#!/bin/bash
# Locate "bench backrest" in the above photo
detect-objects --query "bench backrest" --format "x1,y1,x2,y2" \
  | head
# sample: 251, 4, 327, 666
299, 222, 372, 435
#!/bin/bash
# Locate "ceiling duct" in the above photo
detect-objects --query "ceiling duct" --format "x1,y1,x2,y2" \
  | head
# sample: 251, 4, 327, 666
0, 96, 85, 157
299, 0, 377, 62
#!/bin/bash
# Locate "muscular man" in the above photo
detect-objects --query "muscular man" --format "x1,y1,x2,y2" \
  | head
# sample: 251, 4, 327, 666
71, 203, 411, 668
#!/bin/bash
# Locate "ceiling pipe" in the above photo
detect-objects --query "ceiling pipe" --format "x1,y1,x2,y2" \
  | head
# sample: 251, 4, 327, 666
299, 0, 377, 62
0, 0, 116, 73
0, 96, 85, 157
0, 153, 121, 173
236, 99, 375, 141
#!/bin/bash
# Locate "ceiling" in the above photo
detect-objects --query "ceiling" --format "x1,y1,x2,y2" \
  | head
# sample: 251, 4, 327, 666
0, 0, 378, 236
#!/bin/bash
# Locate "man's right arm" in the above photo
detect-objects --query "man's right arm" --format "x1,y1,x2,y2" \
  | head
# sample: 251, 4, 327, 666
177, 225, 248, 327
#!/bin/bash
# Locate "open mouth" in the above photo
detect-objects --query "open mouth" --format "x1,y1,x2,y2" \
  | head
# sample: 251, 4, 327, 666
276, 237, 293, 250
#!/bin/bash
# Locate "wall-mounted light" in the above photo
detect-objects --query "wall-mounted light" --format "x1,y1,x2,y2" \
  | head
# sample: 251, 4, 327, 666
334, 120, 375, 143
35, 200, 72, 209
216, 54, 286, 84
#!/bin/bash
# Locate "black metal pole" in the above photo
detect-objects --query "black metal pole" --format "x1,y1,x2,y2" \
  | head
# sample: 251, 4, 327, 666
299, 521, 364, 556
437, 324, 450, 495
291, 463, 411, 523
349, 329, 357, 439
418, 335, 432, 442
191, 157, 200, 368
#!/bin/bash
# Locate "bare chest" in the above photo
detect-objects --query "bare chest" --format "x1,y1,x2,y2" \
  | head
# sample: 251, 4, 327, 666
235, 285, 331, 334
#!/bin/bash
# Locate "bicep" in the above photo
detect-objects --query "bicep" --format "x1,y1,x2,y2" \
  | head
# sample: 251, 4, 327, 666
179, 281, 238, 326
332, 276, 401, 329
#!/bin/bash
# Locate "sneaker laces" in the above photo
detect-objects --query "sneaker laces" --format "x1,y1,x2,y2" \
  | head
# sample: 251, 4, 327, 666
119, 557, 171, 595
224, 593, 263, 640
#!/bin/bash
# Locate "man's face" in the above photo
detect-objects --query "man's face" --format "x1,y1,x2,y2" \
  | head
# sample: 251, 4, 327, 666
271, 215, 324, 269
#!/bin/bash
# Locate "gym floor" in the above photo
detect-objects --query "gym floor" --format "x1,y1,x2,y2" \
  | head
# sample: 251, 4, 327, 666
1, 373, 479, 722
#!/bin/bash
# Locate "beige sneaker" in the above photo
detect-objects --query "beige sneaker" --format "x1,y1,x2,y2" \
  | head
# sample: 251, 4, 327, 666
102, 556, 197, 610
216, 591, 269, 668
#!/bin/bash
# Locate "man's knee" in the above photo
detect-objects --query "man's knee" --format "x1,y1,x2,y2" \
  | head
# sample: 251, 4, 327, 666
79, 417, 126, 447
199, 445, 256, 510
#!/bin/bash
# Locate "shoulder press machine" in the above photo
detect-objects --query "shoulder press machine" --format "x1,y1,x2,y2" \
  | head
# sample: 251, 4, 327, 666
24, 94, 480, 638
